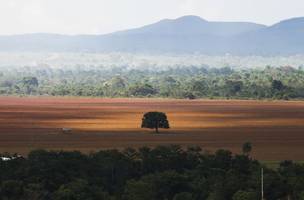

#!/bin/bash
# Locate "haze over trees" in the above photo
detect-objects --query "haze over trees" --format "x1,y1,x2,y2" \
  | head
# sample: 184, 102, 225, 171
0, 1, 303, 199
0, 65, 304, 100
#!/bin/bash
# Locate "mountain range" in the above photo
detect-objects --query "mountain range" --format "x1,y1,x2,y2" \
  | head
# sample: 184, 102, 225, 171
0, 15, 304, 55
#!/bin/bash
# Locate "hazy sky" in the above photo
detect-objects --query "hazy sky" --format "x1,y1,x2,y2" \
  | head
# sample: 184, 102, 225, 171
0, 0, 303, 35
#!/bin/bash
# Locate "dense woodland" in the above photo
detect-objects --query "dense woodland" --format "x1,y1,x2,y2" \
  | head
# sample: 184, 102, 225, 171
0, 65, 304, 99
1, 145, 304, 200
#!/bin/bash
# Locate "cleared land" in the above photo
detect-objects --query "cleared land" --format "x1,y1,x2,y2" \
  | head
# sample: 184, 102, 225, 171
0, 97, 304, 160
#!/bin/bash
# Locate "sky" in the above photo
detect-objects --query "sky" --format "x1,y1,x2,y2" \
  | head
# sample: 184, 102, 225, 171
0, 0, 303, 35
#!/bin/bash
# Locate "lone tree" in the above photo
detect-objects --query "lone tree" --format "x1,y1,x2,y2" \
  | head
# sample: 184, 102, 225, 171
141, 112, 169, 133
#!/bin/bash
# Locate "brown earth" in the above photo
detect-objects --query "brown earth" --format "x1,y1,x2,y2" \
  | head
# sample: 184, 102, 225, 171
0, 97, 304, 161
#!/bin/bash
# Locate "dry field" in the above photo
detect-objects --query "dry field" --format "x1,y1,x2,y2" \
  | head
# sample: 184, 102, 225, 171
0, 97, 304, 161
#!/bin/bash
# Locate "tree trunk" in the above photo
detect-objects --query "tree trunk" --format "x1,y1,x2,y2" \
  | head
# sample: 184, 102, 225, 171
155, 126, 159, 133
155, 121, 159, 133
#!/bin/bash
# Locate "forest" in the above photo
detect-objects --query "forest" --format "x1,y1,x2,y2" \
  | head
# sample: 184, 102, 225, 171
1, 145, 304, 200
0, 65, 304, 100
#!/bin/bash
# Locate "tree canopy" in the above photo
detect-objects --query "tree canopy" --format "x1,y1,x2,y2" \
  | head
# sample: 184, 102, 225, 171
242, 142, 252, 156
1, 146, 304, 200
141, 112, 170, 133
1, 65, 304, 100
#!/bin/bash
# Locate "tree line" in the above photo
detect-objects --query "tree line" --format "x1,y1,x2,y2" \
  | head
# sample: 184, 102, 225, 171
1, 145, 304, 200
1, 65, 304, 100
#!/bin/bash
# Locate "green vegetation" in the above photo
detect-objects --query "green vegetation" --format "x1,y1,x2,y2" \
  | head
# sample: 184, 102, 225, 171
141, 112, 170, 133
1, 145, 304, 200
242, 142, 252, 156
1, 65, 304, 99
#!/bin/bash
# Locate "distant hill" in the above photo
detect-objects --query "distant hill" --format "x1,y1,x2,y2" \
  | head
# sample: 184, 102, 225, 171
0, 16, 303, 55
113, 16, 266, 36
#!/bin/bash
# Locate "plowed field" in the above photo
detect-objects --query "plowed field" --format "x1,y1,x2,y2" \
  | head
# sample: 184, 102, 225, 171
0, 97, 304, 160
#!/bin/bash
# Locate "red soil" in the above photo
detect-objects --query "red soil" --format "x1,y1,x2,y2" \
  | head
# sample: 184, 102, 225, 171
0, 97, 304, 160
